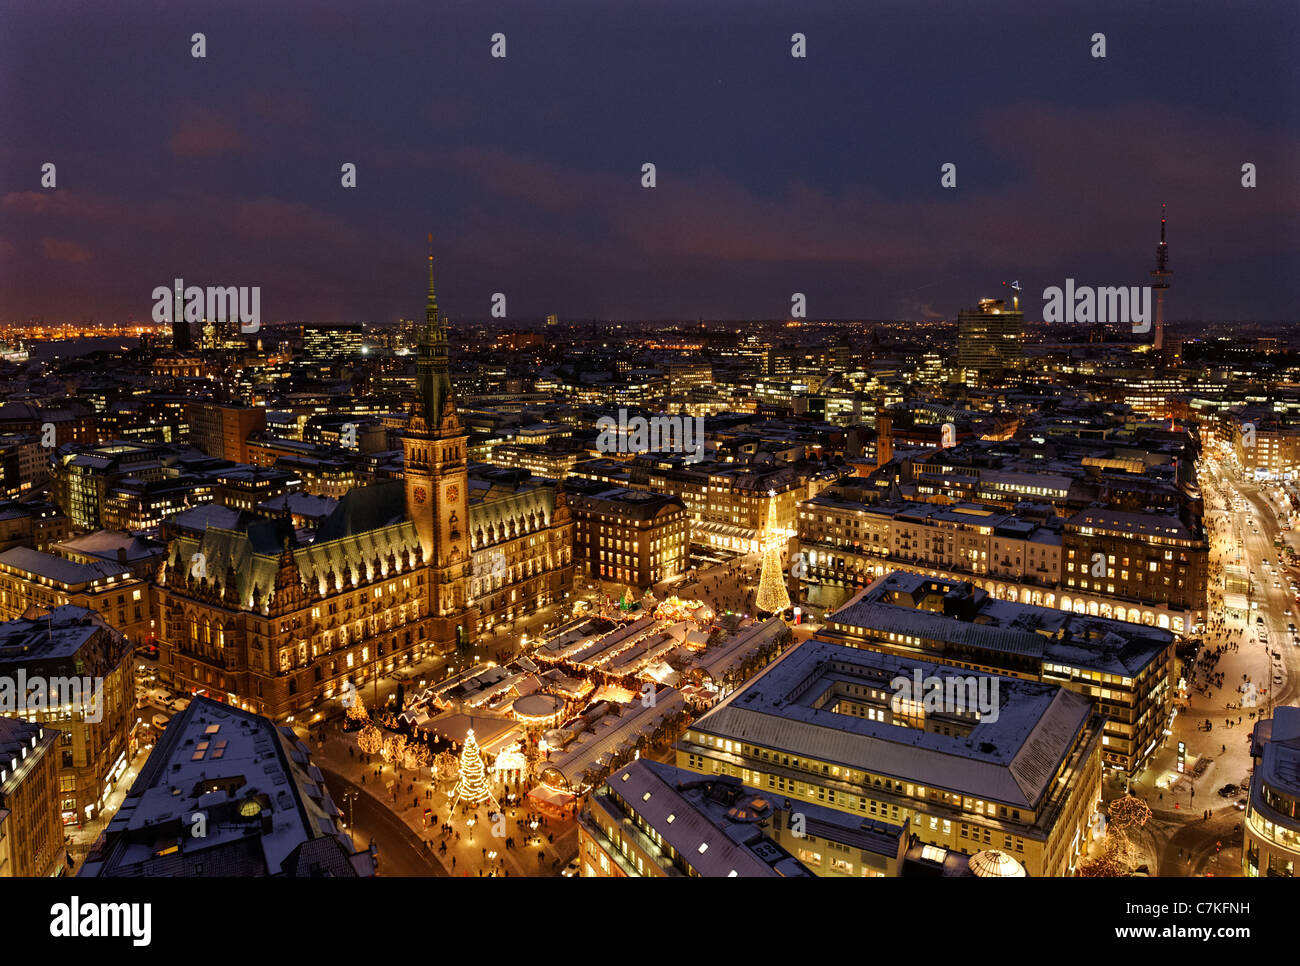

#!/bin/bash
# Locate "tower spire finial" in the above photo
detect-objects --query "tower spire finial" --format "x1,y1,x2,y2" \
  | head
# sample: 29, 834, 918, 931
416, 235, 454, 427
426, 234, 437, 326
1150, 205, 1172, 354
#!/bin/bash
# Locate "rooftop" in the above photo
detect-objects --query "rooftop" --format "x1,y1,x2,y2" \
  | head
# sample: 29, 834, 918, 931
79, 696, 370, 877
0, 546, 131, 587
1254, 706, 1300, 801
689, 637, 1095, 809
55, 530, 167, 564
0, 605, 109, 665
590, 759, 812, 877
826, 571, 1173, 678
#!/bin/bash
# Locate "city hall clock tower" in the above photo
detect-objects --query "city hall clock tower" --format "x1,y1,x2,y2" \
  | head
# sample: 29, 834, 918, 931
403, 237, 476, 654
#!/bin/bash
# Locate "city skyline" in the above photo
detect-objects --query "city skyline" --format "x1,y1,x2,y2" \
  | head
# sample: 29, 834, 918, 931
2, 0, 1299, 932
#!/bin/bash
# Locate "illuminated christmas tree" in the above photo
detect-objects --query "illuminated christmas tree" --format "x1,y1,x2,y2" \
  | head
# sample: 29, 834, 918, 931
449, 728, 499, 812
1078, 795, 1151, 877
344, 686, 368, 726
403, 741, 431, 774
434, 750, 459, 784
755, 489, 791, 616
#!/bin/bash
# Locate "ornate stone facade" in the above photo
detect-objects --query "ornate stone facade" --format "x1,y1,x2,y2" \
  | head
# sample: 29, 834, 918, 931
152, 244, 575, 718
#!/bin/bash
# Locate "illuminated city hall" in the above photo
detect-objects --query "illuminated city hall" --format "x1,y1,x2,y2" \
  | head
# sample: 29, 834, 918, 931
152, 250, 574, 719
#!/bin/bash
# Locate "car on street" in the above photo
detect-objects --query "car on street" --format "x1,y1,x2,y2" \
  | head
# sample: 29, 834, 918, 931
1219, 783, 1239, 797
561, 859, 580, 877
1236, 799, 1248, 811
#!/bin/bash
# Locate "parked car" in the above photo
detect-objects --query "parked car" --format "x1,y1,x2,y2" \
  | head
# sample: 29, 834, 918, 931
561, 859, 580, 878
1218, 783, 1239, 797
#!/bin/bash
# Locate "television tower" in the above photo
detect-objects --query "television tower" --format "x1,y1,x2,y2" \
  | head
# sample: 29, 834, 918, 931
1150, 205, 1171, 351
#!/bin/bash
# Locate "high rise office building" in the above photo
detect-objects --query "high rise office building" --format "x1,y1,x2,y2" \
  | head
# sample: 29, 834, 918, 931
956, 298, 1023, 376
303, 323, 365, 359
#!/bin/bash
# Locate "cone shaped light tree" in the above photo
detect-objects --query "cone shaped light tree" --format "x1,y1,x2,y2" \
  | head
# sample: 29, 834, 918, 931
755, 489, 792, 616
449, 727, 499, 813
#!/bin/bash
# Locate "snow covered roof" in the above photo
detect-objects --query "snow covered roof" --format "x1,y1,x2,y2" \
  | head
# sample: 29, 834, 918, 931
696, 618, 786, 678
540, 687, 685, 791
56, 530, 166, 564
1255, 707, 1300, 802
80, 696, 367, 877
0, 546, 131, 587
0, 605, 110, 663
690, 639, 1094, 809
827, 572, 1173, 678
590, 760, 812, 877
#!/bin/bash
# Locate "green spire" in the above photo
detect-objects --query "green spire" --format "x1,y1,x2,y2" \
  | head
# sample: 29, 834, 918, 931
418, 235, 453, 427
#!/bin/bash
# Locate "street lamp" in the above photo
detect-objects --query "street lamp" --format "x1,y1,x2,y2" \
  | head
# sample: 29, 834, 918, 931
341, 789, 359, 849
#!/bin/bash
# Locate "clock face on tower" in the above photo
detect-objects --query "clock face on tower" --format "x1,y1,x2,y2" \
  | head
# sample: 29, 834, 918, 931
446, 485, 459, 502
413, 486, 427, 505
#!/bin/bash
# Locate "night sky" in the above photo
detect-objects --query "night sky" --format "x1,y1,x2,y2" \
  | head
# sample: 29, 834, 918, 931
2, 0, 1298, 324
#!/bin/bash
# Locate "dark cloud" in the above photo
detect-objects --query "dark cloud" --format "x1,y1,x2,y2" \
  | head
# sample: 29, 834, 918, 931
0, 0, 1295, 322
168, 106, 252, 159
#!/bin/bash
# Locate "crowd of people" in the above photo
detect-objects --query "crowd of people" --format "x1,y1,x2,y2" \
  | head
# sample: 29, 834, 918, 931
676, 558, 761, 615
